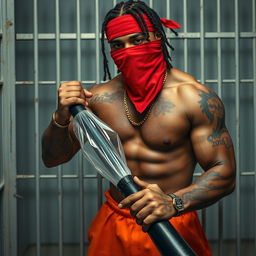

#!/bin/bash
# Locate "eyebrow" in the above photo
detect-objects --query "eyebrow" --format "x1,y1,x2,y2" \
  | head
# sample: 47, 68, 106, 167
109, 33, 145, 44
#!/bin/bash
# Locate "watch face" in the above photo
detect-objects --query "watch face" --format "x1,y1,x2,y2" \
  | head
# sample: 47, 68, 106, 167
175, 198, 184, 210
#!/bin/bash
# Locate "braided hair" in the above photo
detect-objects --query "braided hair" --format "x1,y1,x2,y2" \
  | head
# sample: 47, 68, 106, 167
101, 0, 178, 81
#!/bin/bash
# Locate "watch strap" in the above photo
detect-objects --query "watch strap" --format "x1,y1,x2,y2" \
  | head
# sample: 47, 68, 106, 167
168, 193, 184, 216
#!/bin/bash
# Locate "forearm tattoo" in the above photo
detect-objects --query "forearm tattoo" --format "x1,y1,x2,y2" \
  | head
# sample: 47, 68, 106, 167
182, 169, 230, 204
198, 89, 233, 148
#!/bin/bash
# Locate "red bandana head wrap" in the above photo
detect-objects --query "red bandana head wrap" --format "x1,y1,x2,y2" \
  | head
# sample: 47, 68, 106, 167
106, 14, 181, 113
106, 14, 181, 42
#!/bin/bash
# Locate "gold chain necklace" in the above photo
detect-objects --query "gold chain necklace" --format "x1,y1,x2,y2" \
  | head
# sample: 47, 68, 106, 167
123, 71, 167, 127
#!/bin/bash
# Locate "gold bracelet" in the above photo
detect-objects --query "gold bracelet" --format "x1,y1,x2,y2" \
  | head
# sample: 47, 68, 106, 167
52, 112, 70, 128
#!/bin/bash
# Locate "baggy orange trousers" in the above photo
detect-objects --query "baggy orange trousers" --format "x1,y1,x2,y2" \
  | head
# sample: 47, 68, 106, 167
87, 190, 211, 256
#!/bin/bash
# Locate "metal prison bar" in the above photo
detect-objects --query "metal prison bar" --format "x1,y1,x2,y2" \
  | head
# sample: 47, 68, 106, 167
1, 0, 256, 256
0, 1, 3, 255
1, 0, 17, 256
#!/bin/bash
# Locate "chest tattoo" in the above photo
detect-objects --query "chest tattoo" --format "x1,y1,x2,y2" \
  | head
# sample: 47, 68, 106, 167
153, 99, 176, 117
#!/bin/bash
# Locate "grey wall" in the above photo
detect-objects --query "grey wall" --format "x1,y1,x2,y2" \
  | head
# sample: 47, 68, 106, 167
13, 0, 255, 255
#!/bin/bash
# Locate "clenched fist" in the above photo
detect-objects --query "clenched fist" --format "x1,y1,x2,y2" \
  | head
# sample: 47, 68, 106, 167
118, 176, 177, 232
55, 81, 93, 125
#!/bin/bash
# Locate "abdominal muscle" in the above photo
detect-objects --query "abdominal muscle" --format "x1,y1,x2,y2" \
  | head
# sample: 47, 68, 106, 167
109, 138, 196, 203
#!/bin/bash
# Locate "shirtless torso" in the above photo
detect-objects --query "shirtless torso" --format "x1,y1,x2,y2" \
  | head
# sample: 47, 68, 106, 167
89, 69, 197, 202
42, 65, 235, 231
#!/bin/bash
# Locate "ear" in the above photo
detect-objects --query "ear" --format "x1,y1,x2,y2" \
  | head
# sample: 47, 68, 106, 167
154, 31, 161, 40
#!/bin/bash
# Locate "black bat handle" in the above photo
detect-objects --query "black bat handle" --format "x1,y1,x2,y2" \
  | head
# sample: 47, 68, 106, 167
69, 104, 85, 117
117, 175, 197, 256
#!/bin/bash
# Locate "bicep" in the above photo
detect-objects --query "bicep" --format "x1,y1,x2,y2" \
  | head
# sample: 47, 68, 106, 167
191, 124, 235, 173
187, 87, 236, 174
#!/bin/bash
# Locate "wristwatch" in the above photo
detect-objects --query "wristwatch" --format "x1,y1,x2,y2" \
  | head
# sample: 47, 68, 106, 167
168, 193, 185, 216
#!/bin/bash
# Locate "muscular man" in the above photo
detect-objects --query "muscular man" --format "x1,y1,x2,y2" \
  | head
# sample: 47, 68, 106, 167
42, 1, 236, 255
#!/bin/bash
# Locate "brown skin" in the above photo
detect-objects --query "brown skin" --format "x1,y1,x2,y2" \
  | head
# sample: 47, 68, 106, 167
42, 32, 236, 232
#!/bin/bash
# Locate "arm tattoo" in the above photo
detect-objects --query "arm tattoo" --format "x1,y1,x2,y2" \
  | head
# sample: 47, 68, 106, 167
153, 100, 175, 116
182, 169, 230, 204
91, 91, 122, 103
197, 89, 233, 148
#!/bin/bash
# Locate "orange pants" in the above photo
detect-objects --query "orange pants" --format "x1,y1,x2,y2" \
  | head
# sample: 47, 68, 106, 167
88, 190, 211, 256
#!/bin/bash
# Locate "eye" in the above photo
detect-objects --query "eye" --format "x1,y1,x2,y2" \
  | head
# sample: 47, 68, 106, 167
133, 37, 146, 45
111, 42, 123, 50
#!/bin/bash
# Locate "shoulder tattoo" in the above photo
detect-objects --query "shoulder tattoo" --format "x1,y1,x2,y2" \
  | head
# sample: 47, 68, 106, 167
197, 89, 233, 148
90, 91, 122, 104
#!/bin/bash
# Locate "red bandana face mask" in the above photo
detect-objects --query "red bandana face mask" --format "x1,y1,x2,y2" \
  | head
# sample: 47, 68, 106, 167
106, 14, 181, 113
111, 40, 166, 113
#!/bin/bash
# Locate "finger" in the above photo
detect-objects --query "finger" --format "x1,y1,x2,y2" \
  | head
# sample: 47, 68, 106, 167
83, 89, 93, 97
129, 197, 149, 217
61, 81, 82, 87
118, 191, 145, 209
142, 215, 158, 232
135, 204, 154, 223
133, 176, 150, 189
62, 86, 83, 92
142, 222, 152, 233
58, 86, 82, 98
59, 91, 82, 98
62, 97, 87, 107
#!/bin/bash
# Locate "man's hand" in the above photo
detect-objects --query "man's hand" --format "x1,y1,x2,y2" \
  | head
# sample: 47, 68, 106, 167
118, 176, 177, 232
55, 81, 93, 125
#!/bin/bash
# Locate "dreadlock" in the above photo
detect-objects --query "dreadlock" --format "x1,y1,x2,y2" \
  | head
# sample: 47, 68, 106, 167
101, 0, 178, 81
